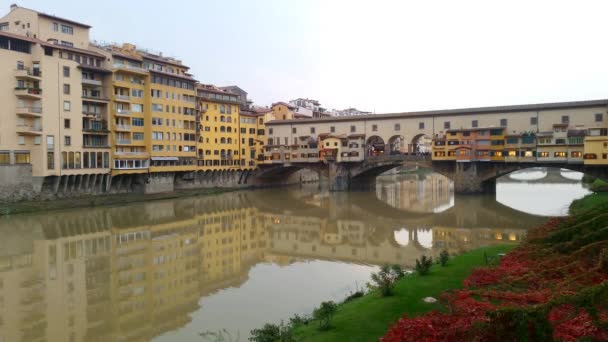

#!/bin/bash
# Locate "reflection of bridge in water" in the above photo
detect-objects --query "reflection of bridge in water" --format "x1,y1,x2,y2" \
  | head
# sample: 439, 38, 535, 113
499, 167, 581, 184
0, 185, 542, 342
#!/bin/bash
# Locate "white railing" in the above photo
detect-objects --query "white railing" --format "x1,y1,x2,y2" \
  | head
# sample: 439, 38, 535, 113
115, 124, 131, 130
82, 78, 102, 86
115, 94, 130, 101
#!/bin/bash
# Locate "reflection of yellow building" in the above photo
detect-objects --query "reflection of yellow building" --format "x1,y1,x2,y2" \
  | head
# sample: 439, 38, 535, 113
0, 189, 534, 342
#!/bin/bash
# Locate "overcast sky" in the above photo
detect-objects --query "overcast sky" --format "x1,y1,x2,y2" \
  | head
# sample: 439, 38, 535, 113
4, 0, 608, 113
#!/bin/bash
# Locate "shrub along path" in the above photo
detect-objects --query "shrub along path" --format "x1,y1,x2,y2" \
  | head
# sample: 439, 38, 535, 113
292, 245, 514, 342
381, 201, 608, 341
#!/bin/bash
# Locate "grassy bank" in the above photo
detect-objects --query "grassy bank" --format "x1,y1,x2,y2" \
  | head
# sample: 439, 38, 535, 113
569, 192, 608, 215
292, 245, 514, 342
0, 187, 238, 216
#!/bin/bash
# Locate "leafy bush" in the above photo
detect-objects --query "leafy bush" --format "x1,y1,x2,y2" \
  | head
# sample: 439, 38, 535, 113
415, 255, 433, 275
590, 178, 608, 192
289, 313, 311, 326
313, 301, 338, 331
249, 322, 295, 342
369, 265, 405, 297
439, 250, 449, 266
343, 290, 365, 303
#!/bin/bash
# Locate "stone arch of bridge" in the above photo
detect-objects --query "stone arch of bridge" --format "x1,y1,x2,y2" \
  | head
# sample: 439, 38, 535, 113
366, 135, 385, 156
410, 133, 432, 154
387, 135, 405, 154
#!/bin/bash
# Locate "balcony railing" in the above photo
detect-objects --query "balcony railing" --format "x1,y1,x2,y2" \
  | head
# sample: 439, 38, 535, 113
15, 87, 42, 98
15, 68, 42, 79
114, 151, 149, 156
115, 124, 131, 131
115, 109, 130, 116
115, 94, 130, 101
16, 106, 42, 117
82, 78, 102, 86
116, 139, 131, 145
82, 93, 110, 101
17, 125, 43, 134
113, 63, 148, 74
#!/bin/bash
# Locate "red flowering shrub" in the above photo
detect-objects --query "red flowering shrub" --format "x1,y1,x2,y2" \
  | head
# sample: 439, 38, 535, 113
381, 204, 608, 341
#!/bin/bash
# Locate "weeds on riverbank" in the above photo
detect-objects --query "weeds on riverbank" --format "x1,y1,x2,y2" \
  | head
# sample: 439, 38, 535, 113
381, 204, 608, 341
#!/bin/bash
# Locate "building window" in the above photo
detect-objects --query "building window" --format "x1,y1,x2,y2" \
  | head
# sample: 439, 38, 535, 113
571, 151, 582, 158
15, 152, 30, 164
64, 119, 70, 128
372, 124, 378, 131
53, 22, 58, 31
268, 128, 273, 135
63, 101, 71, 111
530, 117, 538, 125
310, 127, 316, 134
595, 113, 603, 122
18, 136, 25, 145
394, 123, 400, 131
64, 136, 71, 146
472, 120, 478, 128
444, 121, 450, 129
47, 152, 54, 169
500, 118, 507, 127
330, 126, 335, 133
419, 122, 424, 129
61, 24, 74, 34
292, 127, 296, 134
350, 125, 356, 133
63, 66, 70, 77
561, 115, 569, 124
63, 84, 70, 94
0, 151, 9, 164
554, 151, 567, 158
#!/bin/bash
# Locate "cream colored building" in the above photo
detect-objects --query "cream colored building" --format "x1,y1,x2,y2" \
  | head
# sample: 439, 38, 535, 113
0, 5, 111, 192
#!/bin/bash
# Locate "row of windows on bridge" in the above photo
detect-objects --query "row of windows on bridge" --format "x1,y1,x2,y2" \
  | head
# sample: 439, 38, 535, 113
268, 113, 605, 135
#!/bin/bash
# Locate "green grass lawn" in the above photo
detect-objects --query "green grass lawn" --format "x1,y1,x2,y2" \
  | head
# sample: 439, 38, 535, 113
569, 192, 608, 215
292, 245, 515, 342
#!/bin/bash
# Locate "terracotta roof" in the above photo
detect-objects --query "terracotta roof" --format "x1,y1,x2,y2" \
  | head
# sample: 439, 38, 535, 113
111, 51, 143, 62
142, 53, 189, 70
197, 84, 235, 95
43, 42, 105, 58
150, 69, 196, 82
37, 12, 92, 28
0, 30, 38, 43
12, 6, 92, 28
267, 99, 608, 126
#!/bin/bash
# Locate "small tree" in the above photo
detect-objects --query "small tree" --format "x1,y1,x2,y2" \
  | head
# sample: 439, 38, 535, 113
415, 255, 433, 275
313, 301, 337, 331
439, 250, 449, 266
369, 265, 403, 297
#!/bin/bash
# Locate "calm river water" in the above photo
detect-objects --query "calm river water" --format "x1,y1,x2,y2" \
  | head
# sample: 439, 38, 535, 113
0, 168, 590, 341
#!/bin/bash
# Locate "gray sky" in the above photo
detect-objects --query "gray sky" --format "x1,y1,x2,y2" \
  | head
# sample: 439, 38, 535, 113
5, 0, 608, 113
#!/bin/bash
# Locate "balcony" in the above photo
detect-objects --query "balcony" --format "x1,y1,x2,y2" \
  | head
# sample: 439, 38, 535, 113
82, 78, 103, 86
115, 124, 131, 131
83, 125, 109, 134
115, 109, 131, 116
17, 125, 43, 135
15, 68, 42, 81
114, 151, 149, 157
82, 93, 110, 102
15, 87, 42, 99
116, 139, 131, 145
114, 94, 130, 102
112, 63, 148, 75
16, 106, 42, 117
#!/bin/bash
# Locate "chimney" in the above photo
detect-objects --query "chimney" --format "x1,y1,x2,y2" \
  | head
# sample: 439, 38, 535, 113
10, 4, 17, 10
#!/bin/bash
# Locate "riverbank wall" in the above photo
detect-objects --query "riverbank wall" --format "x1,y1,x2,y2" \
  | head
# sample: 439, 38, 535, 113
0, 167, 320, 204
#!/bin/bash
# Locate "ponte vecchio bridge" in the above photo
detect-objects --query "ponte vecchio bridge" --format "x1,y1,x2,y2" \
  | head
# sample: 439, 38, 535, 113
260, 99, 608, 192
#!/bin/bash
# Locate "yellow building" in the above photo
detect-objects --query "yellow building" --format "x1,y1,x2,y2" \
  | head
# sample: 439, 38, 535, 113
196, 84, 242, 170
270, 102, 297, 121
239, 110, 266, 169
583, 127, 608, 165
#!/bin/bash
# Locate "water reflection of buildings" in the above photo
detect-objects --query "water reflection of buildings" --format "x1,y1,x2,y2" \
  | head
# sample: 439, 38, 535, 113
376, 173, 453, 213
0, 187, 535, 342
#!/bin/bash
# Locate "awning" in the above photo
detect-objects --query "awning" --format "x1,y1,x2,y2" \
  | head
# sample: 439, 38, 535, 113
151, 157, 179, 161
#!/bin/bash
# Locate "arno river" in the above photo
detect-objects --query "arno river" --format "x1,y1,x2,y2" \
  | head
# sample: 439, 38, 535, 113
0, 168, 590, 341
